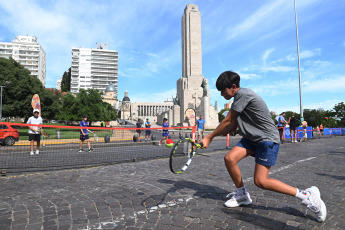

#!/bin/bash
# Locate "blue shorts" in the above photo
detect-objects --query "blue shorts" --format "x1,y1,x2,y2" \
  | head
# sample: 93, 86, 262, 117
163, 131, 169, 137
80, 134, 89, 141
236, 138, 280, 166
146, 130, 151, 135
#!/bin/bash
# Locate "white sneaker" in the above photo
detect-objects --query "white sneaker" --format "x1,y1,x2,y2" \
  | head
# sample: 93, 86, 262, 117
302, 186, 327, 222
35, 150, 39, 155
224, 191, 252, 208
30, 151, 34, 155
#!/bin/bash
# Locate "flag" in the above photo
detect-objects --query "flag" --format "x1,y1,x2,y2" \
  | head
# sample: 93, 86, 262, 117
31, 94, 41, 116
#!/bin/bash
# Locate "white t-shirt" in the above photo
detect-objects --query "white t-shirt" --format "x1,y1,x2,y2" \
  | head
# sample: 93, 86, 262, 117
27, 116, 43, 134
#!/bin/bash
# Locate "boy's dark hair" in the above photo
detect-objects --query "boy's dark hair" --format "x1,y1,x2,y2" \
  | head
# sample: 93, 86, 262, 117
163, 118, 168, 122
216, 71, 240, 91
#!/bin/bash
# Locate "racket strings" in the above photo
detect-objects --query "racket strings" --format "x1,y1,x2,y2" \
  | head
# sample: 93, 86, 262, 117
171, 141, 193, 173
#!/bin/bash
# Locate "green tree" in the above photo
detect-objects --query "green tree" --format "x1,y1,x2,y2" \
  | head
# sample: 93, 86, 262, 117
61, 67, 71, 92
218, 108, 230, 122
58, 89, 117, 124
58, 92, 78, 121
0, 57, 44, 120
332, 102, 345, 127
41, 89, 63, 120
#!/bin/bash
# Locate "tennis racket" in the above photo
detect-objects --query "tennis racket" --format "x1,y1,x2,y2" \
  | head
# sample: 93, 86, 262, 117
41, 129, 49, 138
88, 130, 98, 142
169, 138, 203, 174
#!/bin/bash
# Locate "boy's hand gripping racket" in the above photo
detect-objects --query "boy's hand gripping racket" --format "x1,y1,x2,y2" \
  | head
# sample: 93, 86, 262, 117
88, 130, 98, 142
169, 138, 203, 174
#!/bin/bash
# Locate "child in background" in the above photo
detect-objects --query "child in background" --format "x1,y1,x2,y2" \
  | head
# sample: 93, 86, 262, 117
159, 118, 169, 146
136, 119, 143, 142
145, 118, 151, 142
79, 114, 93, 152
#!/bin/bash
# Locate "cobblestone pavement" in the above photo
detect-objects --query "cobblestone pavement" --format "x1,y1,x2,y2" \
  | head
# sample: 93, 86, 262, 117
0, 136, 344, 229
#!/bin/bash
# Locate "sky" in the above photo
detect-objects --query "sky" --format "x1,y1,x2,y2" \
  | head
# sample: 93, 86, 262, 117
0, 0, 344, 114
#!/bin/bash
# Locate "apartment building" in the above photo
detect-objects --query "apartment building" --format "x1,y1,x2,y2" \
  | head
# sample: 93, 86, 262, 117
70, 43, 118, 98
0, 35, 46, 86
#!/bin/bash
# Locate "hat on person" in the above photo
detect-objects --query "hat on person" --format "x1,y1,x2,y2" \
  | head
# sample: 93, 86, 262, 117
33, 109, 39, 113
146, 118, 149, 120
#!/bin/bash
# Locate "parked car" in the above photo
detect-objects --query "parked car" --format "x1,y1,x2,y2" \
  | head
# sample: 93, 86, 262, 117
0, 124, 19, 146
50, 120, 58, 123
117, 119, 127, 125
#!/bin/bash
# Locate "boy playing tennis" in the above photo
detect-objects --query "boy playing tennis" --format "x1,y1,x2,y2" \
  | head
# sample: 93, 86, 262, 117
201, 71, 326, 222
79, 114, 93, 152
27, 109, 42, 155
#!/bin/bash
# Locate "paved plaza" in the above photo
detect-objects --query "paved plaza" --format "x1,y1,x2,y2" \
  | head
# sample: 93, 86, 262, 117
0, 136, 344, 230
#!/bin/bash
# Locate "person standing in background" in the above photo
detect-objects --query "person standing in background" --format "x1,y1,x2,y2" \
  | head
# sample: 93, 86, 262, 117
27, 109, 42, 155
196, 115, 206, 143
288, 113, 297, 143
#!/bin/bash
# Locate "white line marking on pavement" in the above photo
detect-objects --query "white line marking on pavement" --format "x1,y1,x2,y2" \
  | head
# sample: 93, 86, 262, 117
81, 156, 317, 229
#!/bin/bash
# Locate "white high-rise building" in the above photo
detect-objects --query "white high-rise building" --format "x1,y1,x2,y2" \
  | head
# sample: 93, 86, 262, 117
70, 43, 118, 98
0, 35, 46, 86
56, 78, 62, 90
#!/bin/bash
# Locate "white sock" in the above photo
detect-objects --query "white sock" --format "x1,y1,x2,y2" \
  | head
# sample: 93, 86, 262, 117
236, 186, 247, 196
295, 188, 310, 200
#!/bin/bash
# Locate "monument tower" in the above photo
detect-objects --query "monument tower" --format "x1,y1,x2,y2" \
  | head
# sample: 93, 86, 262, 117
176, 4, 218, 128
157, 4, 218, 128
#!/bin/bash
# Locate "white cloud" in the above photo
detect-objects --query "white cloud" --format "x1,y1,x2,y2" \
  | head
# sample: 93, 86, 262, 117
272, 99, 343, 115
225, 0, 286, 40
299, 48, 321, 59
130, 88, 177, 103
303, 75, 345, 92
247, 75, 345, 99
262, 48, 274, 65
261, 66, 295, 72
286, 54, 296, 61
239, 73, 261, 80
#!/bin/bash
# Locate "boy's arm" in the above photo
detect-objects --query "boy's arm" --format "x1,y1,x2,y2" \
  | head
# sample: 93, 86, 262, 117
201, 109, 238, 148
27, 118, 36, 132
38, 118, 42, 131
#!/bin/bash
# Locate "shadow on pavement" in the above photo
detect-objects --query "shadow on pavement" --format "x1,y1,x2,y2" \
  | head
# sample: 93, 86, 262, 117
222, 204, 317, 228
316, 173, 345, 181
141, 179, 228, 208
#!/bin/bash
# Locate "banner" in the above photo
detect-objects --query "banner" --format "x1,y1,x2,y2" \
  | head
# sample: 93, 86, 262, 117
31, 94, 41, 116
185, 108, 196, 126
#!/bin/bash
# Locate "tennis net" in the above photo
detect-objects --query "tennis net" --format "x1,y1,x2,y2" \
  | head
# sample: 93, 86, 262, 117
0, 122, 195, 174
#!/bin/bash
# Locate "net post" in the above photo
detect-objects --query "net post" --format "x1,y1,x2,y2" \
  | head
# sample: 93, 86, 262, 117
192, 126, 196, 142
226, 134, 230, 149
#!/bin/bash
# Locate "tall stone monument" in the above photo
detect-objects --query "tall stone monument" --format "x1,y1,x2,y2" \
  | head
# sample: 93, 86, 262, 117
176, 4, 219, 128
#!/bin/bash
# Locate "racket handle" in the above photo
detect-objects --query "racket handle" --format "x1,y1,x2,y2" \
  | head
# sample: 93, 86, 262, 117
197, 142, 204, 148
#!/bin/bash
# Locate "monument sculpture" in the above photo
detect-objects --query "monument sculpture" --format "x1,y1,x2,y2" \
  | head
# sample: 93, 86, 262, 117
201, 79, 208, 97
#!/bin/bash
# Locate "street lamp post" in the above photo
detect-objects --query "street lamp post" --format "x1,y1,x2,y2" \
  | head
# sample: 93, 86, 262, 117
294, 0, 304, 122
0, 81, 10, 121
